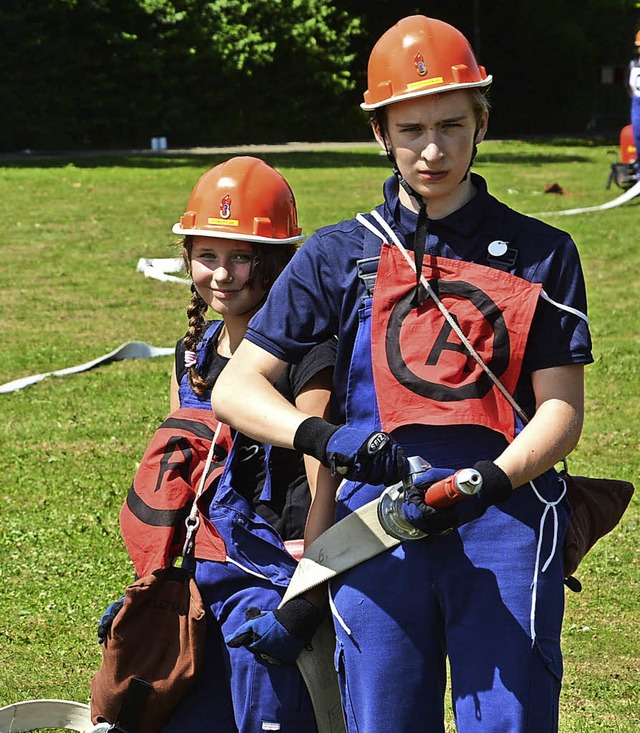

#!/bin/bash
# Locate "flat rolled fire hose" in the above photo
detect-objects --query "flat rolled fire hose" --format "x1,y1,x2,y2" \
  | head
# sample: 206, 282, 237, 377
136, 257, 190, 284
1, 256, 187, 393
281, 498, 400, 607
296, 619, 347, 733
534, 178, 640, 217
0, 699, 93, 732
286, 499, 400, 733
0, 342, 174, 394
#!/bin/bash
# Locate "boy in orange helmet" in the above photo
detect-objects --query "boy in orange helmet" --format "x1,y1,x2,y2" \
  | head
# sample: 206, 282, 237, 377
215, 18, 592, 733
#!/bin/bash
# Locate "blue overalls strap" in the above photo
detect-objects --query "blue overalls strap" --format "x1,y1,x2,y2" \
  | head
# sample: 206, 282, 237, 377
179, 320, 225, 410
197, 321, 224, 368
355, 210, 400, 294
355, 210, 396, 297
259, 444, 273, 501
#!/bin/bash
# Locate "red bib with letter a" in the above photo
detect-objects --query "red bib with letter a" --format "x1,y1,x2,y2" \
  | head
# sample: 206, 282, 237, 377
371, 243, 541, 441
120, 407, 232, 577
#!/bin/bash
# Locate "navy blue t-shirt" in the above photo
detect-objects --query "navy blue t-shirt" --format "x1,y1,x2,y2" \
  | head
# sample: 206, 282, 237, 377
246, 173, 592, 424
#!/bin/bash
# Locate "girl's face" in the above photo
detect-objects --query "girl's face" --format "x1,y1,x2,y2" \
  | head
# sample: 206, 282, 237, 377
189, 236, 267, 317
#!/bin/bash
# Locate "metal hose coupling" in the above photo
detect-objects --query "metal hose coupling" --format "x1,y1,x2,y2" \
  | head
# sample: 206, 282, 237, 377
377, 458, 483, 540
377, 455, 432, 540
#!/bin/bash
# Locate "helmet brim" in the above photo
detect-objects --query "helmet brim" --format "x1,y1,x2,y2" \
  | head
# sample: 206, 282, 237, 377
172, 223, 305, 245
361, 76, 493, 110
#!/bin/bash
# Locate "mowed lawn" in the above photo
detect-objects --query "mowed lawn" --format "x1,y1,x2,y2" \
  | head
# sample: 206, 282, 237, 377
0, 139, 637, 731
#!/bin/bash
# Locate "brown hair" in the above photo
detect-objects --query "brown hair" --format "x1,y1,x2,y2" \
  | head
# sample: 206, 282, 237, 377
372, 87, 491, 140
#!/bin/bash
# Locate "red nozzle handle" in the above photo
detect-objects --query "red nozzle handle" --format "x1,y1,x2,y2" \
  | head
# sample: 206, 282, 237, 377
422, 468, 483, 509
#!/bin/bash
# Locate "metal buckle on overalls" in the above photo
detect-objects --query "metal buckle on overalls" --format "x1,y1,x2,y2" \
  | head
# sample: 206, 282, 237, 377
357, 256, 381, 297
182, 514, 200, 557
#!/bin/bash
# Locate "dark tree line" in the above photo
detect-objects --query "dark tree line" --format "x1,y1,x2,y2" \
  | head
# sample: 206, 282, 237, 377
0, 0, 637, 152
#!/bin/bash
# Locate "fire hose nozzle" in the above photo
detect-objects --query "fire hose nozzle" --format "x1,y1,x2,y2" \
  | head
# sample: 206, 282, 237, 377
423, 467, 483, 509
378, 463, 483, 541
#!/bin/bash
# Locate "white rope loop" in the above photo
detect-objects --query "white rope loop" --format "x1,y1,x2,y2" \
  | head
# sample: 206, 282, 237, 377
182, 419, 224, 557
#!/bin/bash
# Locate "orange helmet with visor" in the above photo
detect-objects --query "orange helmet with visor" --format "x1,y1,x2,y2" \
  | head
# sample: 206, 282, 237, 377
361, 15, 492, 110
173, 157, 304, 244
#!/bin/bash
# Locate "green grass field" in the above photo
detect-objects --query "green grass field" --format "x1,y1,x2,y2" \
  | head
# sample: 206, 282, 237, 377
0, 139, 638, 731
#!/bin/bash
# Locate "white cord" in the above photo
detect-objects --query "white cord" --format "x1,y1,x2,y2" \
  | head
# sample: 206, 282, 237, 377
357, 209, 573, 643
182, 419, 224, 557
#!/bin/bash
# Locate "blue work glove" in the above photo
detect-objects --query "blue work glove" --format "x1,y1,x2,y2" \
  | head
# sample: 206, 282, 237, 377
97, 595, 125, 644
401, 461, 513, 535
293, 416, 408, 485
225, 598, 324, 665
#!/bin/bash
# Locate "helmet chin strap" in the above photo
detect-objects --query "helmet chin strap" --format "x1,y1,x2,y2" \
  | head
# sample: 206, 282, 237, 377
461, 128, 480, 183
377, 111, 479, 308
393, 164, 430, 308
376, 111, 429, 308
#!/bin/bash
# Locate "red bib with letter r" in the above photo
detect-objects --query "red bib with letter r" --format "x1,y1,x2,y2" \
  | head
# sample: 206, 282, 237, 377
120, 407, 232, 577
371, 243, 541, 441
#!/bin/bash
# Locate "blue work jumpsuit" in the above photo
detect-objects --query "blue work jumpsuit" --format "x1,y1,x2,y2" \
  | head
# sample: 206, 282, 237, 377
163, 321, 323, 733
245, 174, 593, 733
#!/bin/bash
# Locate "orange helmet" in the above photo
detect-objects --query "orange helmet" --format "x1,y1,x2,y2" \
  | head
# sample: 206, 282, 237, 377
361, 15, 492, 110
173, 156, 304, 244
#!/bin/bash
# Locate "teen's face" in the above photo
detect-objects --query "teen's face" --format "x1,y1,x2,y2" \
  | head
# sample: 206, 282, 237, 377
381, 90, 487, 218
189, 236, 266, 317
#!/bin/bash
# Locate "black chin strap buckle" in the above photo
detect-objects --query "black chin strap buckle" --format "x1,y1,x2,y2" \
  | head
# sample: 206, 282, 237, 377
394, 168, 429, 309
411, 203, 429, 308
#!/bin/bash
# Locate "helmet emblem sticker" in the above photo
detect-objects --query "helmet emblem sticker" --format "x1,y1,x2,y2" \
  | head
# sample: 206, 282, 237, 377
220, 194, 231, 219
414, 52, 427, 76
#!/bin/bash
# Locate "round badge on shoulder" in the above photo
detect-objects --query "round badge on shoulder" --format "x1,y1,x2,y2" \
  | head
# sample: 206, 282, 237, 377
487, 240, 509, 257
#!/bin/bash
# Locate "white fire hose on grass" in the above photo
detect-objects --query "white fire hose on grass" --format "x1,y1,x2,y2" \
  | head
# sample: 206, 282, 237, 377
533, 178, 640, 217
0, 699, 94, 732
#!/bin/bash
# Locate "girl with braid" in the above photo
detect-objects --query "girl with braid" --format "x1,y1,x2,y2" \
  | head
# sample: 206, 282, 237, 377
170, 205, 298, 412
163, 156, 337, 732
99, 157, 337, 732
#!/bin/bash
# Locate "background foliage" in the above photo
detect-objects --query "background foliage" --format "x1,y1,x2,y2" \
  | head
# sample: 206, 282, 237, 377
0, 139, 638, 730
2, 0, 640, 151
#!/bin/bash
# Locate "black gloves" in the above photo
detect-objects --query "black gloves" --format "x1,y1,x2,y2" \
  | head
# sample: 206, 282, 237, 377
225, 598, 325, 665
294, 417, 408, 485
401, 460, 513, 535
473, 460, 514, 506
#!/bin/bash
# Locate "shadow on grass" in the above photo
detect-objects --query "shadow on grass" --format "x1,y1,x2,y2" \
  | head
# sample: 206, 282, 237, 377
476, 135, 620, 165
0, 149, 387, 171
0, 135, 620, 170
477, 152, 593, 165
